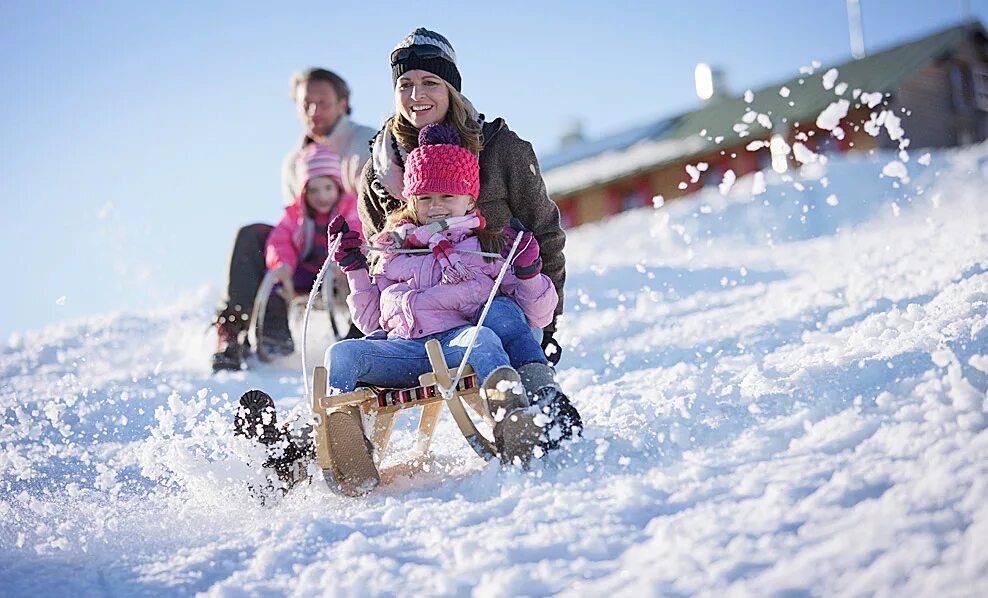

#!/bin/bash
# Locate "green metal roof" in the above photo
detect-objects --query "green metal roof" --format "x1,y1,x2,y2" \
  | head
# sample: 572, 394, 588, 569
543, 21, 987, 195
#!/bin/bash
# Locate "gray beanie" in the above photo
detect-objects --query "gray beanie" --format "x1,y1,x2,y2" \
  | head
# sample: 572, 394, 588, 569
391, 28, 462, 91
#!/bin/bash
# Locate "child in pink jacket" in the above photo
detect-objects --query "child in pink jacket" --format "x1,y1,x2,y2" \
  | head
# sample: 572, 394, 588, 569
259, 144, 362, 355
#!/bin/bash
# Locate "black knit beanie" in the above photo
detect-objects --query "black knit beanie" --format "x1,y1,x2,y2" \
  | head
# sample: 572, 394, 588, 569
391, 28, 462, 92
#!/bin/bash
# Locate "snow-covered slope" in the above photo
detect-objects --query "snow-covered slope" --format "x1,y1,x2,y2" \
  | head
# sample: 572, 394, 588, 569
2, 143, 986, 596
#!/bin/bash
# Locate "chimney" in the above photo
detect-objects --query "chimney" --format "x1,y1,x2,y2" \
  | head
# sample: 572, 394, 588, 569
847, 0, 866, 59
559, 118, 585, 148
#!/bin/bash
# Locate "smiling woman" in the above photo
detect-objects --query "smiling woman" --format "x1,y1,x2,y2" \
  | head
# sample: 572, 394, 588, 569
358, 28, 569, 366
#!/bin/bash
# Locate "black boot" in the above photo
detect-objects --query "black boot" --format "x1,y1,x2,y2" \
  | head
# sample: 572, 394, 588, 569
234, 390, 311, 491
518, 362, 583, 451
261, 294, 294, 357
212, 313, 248, 372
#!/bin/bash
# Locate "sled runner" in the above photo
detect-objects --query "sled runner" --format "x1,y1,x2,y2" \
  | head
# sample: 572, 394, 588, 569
248, 265, 353, 363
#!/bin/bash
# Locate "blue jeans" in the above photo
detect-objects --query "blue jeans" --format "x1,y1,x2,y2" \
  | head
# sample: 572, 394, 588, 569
327, 325, 510, 393
480, 297, 547, 368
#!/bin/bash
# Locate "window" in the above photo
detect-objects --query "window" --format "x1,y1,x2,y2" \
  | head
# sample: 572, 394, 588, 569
951, 64, 972, 111
620, 188, 644, 212
972, 65, 988, 111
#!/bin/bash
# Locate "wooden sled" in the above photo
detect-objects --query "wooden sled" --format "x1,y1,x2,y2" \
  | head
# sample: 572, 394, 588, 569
310, 338, 501, 479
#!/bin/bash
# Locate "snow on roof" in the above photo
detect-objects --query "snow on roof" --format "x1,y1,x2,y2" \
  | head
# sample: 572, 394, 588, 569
543, 135, 709, 197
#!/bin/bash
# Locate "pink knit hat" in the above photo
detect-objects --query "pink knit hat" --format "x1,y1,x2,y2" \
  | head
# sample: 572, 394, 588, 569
403, 124, 480, 199
296, 143, 343, 194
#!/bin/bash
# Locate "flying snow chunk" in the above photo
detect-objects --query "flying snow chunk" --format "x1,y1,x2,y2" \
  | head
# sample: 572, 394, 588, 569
816, 99, 850, 130
685, 162, 708, 183
793, 143, 819, 164
652, 195, 665, 208
757, 114, 773, 129
751, 171, 766, 196
835, 82, 848, 95
746, 140, 768, 151
884, 112, 905, 141
719, 169, 736, 196
882, 160, 910, 183
822, 68, 838, 90
744, 89, 754, 103
918, 153, 932, 166
860, 91, 884, 108
779, 86, 791, 98
826, 194, 839, 206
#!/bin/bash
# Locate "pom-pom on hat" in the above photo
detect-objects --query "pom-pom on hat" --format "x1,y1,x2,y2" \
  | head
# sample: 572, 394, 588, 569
296, 143, 343, 194
391, 28, 462, 92
403, 124, 480, 199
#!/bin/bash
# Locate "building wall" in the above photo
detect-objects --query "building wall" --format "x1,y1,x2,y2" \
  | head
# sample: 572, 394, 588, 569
891, 35, 988, 148
550, 35, 988, 228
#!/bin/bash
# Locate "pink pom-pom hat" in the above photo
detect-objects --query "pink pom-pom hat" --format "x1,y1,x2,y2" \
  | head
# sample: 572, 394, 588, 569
402, 124, 480, 199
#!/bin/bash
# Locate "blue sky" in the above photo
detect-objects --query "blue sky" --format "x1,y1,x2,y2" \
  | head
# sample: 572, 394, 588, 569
0, 0, 982, 338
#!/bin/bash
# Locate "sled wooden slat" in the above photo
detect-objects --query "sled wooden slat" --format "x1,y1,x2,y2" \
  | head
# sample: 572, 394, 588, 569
310, 345, 497, 468
311, 366, 333, 471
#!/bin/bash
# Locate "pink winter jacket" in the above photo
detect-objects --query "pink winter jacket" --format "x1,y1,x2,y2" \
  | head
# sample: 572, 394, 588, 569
345, 228, 558, 338
265, 193, 362, 273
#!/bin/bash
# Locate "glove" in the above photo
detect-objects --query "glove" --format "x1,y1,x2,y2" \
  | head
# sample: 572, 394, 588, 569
541, 330, 562, 366
508, 231, 542, 279
328, 215, 367, 272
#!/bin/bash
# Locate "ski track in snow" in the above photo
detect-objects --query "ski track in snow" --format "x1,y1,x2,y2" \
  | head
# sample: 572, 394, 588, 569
2, 144, 987, 596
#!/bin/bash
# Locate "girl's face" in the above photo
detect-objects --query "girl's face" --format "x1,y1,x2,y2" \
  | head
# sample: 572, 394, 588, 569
304, 176, 340, 214
414, 192, 474, 224
395, 70, 450, 129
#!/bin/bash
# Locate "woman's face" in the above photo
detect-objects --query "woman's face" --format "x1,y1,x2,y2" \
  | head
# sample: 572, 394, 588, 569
414, 193, 474, 224
395, 70, 451, 129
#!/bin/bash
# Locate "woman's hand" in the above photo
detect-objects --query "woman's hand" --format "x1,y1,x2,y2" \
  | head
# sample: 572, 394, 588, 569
509, 231, 542, 279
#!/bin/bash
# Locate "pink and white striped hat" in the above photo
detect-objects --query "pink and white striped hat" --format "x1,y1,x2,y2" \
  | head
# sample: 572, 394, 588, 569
295, 143, 343, 193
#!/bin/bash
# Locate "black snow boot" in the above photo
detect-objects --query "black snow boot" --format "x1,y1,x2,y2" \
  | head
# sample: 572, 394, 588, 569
234, 390, 311, 492
518, 362, 583, 451
261, 294, 294, 357
212, 313, 248, 372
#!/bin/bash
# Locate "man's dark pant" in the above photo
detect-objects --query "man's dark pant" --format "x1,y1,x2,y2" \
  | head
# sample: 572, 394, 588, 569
217, 223, 272, 322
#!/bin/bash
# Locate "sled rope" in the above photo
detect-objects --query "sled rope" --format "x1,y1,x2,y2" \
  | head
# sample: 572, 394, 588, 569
437, 231, 524, 402
361, 245, 501, 258
301, 234, 343, 401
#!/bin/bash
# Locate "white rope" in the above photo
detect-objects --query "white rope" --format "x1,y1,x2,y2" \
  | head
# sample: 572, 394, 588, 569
300, 235, 342, 402
437, 231, 525, 401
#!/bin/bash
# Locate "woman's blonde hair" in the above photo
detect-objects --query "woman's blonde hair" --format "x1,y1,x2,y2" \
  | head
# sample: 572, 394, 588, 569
391, 81, 483, 154
384, 197, 505, 259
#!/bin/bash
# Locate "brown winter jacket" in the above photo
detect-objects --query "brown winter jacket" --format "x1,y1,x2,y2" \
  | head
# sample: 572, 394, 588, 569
357, 118, 567, 332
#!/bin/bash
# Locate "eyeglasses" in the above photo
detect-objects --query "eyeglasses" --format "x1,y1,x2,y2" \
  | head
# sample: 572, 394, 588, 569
390, 45, 445, 66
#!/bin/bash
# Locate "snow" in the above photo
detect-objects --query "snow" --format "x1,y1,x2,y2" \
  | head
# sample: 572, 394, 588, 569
3, 139, 988, 594
816, 99, 850, 130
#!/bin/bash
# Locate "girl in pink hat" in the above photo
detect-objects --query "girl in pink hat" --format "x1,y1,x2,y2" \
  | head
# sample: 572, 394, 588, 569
213, 144, 361, 370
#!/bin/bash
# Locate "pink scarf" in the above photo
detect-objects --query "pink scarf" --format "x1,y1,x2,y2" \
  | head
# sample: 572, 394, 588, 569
390, 215, 483, 284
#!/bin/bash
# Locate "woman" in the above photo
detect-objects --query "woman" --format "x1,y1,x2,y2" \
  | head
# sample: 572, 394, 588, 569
357, 28, 579, 447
